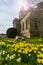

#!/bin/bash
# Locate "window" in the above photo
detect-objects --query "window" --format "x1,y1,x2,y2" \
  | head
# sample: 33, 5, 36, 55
26, 20, 28, 29
23, 22, 24, 31
34, 22, 38, 29
34, 18, 38, 30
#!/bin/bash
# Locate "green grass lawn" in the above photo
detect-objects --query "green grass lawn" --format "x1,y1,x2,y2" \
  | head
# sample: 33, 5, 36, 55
0, 38, 43, 65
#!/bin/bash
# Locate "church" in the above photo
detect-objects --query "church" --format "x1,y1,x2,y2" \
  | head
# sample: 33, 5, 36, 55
13, 2, 43, 38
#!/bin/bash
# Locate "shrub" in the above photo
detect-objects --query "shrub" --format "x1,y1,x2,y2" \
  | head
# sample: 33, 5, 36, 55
6, 28, 17, 38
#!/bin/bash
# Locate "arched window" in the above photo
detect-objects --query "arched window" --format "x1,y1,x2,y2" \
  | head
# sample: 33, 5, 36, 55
23, 22, 24, 31
26, 20, 28, 29
34, 18, 38, 30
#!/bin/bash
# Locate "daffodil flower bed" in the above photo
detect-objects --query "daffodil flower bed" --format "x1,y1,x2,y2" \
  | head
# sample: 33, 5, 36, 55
0, 38, 43, 65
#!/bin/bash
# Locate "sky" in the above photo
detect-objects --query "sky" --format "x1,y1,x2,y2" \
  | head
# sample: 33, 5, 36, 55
0, 0, 43, 34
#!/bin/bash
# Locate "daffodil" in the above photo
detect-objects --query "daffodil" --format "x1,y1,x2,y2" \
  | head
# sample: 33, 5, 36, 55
16, 57, 22, 62
28, 53, 31, 57
41, 48, 43, 51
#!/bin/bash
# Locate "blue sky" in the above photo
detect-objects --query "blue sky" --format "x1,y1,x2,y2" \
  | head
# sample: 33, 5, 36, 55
0, 0, 43, 34
0, 0, 19, 34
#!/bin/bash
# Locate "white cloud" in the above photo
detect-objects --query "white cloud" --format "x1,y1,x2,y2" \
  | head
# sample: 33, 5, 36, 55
0, 0, 43, 34
0, 24, 13, 33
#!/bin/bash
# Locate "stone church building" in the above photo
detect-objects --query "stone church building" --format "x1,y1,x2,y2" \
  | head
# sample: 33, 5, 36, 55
13, 2, 43, 38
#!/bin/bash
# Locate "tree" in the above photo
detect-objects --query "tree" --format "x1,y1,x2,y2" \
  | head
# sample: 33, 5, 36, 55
6, 28, 17, 38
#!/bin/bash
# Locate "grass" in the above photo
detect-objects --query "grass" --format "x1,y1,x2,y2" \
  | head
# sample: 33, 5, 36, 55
0, 38, 43, 65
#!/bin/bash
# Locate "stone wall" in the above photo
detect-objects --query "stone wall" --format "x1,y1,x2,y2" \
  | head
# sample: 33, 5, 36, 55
20, 12, 31, 38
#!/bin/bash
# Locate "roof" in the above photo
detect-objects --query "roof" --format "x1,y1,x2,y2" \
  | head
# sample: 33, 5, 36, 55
20, 2, 43, 21
13, 18, 20, 24
37, 2, 43, 7
19, 8, 35, 21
